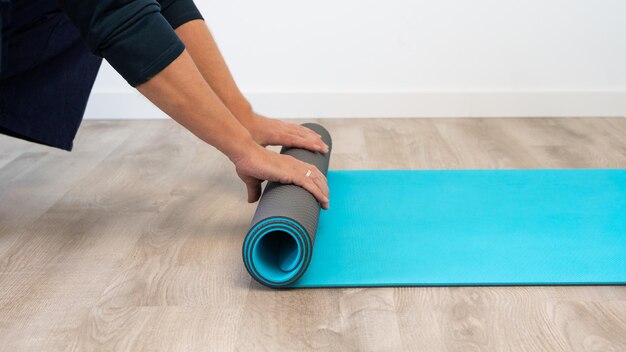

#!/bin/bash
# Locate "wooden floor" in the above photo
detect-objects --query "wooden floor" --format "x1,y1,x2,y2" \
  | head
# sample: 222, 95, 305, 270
1, 118, 625, 351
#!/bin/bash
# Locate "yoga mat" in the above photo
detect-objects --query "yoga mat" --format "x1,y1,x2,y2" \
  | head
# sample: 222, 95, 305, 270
243, 124, 626, 288
243, 123, 331, 287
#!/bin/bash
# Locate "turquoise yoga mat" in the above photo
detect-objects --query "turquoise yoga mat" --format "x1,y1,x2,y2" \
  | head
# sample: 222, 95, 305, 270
293, 169, 626, 287
242, 125, 626, 288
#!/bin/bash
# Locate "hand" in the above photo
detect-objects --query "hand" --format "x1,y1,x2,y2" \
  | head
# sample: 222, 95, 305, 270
233, 144, 330, 209
246, 113, 330, 153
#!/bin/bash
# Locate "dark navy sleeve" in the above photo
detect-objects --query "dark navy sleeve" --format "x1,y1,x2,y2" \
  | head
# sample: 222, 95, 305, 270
56, 0, 199, 87
158, 0, 204, 29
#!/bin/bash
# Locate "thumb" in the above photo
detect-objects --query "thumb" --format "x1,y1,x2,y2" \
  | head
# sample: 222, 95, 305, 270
243, 176, 263, 203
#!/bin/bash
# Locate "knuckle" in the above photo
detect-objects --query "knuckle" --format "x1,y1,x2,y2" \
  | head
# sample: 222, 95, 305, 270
279, 173, 292, 184
292, 176, 304, 186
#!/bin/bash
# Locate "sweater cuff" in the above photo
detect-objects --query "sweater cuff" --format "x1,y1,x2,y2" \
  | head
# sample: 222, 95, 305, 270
130, 39, 184, 87
100, 9, 186, 87
160, 0, 204, 29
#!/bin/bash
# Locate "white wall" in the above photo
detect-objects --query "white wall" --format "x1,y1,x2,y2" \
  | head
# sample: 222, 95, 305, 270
85, 0, 626, 119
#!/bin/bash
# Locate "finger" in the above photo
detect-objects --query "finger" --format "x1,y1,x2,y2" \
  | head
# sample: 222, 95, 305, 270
245, 178, 263, 203
313, 168, 330, 197
312, 137, 330, 154
293, 126, 329, 153
293, 170, 329, 209
303, 179, 329, 209
310, 172, 329, 201
293, 134, 329, 154
305, 164, 329, 197
301, 125, 323, 140
303, 129, 329, 153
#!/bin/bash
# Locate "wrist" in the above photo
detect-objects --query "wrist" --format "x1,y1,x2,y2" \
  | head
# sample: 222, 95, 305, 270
224, 134, 263, 165
242, 113, 273, 145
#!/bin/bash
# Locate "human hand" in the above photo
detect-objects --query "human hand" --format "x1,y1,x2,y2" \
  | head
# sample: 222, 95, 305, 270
246, 114, 330, 154
232, 143, 330, 209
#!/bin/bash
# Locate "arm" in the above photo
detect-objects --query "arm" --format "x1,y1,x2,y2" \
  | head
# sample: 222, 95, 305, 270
137, 51, 329, 208
57, 0, 329, 208
174, 20, 329, 154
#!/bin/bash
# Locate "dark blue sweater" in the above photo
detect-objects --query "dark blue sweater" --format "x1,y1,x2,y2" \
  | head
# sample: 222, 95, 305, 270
58, 0, 203, 86
0, 0, 203, 150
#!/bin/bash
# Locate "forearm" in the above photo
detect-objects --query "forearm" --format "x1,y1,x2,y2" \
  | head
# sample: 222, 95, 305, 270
174, 20, 256, 124
136, 49, 258, 161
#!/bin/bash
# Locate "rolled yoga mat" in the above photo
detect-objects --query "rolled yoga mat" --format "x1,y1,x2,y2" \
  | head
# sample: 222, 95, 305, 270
243, 123, 332, 287
243, 124, 626, 288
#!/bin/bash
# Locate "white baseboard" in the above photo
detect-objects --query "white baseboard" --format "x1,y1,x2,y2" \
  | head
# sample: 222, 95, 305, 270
84, 91, 626, 119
